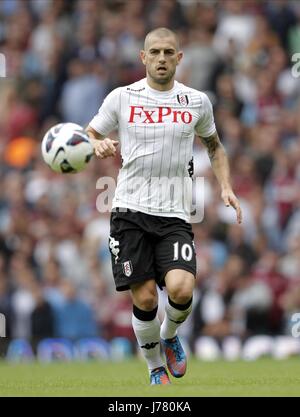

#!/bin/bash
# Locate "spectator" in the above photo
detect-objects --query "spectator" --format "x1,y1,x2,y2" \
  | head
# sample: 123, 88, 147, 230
31, 285, 54, 348
0, 0, 299, 355
59, 59, 106, 126
53, 281, 98, 341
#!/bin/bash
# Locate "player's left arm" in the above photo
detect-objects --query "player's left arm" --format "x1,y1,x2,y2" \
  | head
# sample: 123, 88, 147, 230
200, 131, 242, 224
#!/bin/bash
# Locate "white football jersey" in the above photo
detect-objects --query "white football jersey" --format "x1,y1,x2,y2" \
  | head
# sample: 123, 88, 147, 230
89, 78, 216, 222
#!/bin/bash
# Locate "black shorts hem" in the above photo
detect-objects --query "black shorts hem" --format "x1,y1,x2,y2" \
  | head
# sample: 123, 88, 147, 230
158, 264, 196, 288
116, 273, 156, 292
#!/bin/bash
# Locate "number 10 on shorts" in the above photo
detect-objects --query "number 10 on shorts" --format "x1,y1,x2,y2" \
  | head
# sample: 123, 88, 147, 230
173, 241, 193, 262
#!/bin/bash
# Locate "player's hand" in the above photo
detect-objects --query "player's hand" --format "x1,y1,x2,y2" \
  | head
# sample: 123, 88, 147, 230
221, 188, 242, 224
93, 138, 119, 159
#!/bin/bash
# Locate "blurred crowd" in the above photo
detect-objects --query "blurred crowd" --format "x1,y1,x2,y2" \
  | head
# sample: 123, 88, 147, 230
0, 0, 300, 355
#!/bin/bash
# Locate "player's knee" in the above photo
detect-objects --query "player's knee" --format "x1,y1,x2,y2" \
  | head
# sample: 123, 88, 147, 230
169, 287, 193, 305
139, 295, 157, 311
130, 280, 158, 311
165, 271, 195, 305
136, 288, 157, 311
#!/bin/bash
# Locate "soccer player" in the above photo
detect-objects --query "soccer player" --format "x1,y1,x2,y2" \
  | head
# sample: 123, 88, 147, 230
86, 28, 242, 385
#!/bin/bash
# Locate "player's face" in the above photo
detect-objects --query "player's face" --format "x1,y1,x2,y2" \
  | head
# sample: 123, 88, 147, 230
140, 36, 183, 86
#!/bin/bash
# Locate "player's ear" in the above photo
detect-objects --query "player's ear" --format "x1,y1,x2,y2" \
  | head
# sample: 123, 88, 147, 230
176, 51, 183, 65
140, 50, 146, 65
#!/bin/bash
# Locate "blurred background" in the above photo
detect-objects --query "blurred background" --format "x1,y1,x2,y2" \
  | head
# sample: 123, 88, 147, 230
0, 0, 300, 362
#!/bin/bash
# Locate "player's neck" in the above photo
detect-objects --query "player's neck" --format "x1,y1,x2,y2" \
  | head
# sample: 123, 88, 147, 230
146, 76, 175, 92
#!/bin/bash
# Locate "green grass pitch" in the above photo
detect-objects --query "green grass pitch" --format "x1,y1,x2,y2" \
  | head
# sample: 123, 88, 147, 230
0, 357, 300, 397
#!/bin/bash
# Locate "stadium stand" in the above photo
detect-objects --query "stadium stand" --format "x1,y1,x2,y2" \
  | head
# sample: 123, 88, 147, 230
0, 0, 300, 361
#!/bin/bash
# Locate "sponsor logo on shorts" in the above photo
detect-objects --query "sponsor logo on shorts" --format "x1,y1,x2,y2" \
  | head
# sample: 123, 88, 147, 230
109, 236, 120, 264
122, 260, 133, 277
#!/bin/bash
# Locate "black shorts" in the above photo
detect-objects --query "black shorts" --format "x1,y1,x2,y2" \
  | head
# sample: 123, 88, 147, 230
108, 208, 196, 291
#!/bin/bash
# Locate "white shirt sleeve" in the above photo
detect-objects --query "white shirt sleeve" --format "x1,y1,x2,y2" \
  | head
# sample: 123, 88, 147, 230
194, 93, 217, 138
88, 88, 121, 136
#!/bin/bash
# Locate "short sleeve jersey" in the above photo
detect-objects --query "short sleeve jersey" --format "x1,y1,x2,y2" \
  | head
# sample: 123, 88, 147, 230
89, 78, 216, 222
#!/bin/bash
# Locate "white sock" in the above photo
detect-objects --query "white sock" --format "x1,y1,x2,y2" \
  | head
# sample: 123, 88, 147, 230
160, 298, 193, 340
132, 314, 164, 372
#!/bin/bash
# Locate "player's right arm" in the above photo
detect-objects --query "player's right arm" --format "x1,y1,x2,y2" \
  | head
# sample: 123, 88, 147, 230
86, 87, 121, 159
86, 126, 118, 159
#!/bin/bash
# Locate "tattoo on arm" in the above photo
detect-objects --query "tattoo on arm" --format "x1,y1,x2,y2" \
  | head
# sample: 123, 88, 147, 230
200, 132, 223, 161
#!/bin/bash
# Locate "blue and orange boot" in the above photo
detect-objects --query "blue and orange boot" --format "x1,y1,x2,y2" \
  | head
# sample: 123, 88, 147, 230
150, 366, 171, 385
161, 335, 187, 378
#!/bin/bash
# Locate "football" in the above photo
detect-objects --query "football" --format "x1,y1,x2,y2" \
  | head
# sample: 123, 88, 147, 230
41, 123, 94, 173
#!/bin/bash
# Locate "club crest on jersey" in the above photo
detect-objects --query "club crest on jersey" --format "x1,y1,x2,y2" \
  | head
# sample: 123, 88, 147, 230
177, 94, 189, 107
122, 260, 133, 277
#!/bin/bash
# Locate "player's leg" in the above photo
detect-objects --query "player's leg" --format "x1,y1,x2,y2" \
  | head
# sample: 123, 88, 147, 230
155, 224, 196, 378
160, 269, 194, 377
108, 209, 170, 384
130, 279, 170, 385
162, 268, 194, 340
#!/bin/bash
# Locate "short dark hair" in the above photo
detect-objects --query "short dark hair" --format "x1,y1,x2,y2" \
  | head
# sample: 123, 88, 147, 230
144, 27, 180, 51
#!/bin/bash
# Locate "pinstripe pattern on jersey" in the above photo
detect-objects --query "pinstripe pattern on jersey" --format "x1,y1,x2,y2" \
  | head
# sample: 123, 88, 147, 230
89, 78, 216, 222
